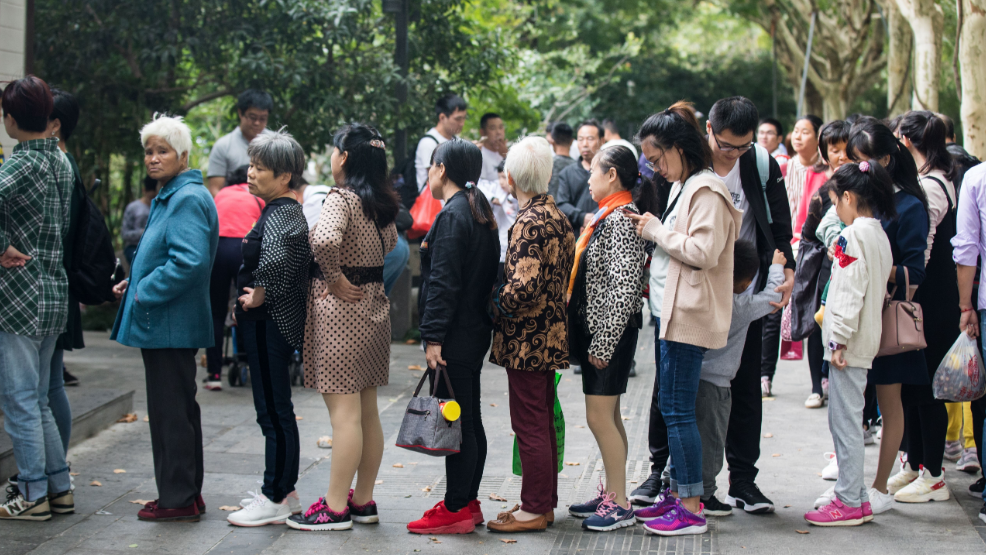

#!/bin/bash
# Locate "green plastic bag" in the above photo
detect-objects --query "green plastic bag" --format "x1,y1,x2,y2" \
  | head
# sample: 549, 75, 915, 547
512, 371, 565, 475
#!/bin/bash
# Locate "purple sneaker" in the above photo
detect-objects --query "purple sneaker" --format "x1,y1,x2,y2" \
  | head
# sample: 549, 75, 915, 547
643, 499, 707, 536
634, 488, 675, 522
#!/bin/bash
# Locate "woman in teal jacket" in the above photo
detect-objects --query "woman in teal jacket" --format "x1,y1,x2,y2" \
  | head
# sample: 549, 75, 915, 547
111, 115, 219, 522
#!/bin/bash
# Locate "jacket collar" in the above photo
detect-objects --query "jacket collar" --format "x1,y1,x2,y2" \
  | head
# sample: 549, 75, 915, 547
156, 169, 204, 201
13, 137, 60, 153
521, 193, 550, 212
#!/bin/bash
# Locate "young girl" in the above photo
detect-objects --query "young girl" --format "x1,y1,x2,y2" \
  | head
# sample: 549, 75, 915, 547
805, 160, 895, 527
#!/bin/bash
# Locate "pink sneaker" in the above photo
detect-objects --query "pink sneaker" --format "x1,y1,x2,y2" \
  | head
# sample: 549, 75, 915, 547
861, 501, 873, 523
642, 499, 707, 536
634, 488, 675, 522
804, 498, 866, 526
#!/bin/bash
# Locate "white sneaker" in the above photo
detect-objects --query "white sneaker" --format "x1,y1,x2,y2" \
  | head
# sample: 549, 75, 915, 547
862, 427, 876, 446
814, 486, 835, 508
876, 426, 883, 440
204, 380, 222, 391
240, 490, 302, 514
866, 488, 894, 514
761, 376, 772, 397
228, 492, 292, 526
957, 448, 981, 473
805, 393, 824, 409
886, 462, 919, 494
821, 452, 839, 481
894, 468, 950, 503
821, 378, 829, 400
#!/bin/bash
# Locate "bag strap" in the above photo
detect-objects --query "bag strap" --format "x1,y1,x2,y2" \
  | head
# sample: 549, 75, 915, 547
410, 364, 457, 400
753, 144, 774, 224
924, 175, 954, 212
903, 265, 914, 302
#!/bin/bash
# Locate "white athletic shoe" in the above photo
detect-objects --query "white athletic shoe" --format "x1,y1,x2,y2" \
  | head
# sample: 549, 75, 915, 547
894, 468, 950, 503
805, 393, 824, 409
240, 490, 302, 515
761, 376, 772, 398
814, 486, 835, 508
227, 492, 292, 527
866, 488, 894, 514
821, 453, 839, 481
886, 462, 920, 495
862, 427, 876, 446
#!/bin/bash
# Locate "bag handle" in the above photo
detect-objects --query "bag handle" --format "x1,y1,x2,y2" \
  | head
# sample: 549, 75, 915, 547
888, 266, 915, 302
410, 364, 456, 400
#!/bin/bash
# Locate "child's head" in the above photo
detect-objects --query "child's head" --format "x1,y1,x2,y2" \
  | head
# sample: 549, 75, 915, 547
733, 239, 759, 293
830, 160, 897, 225
496, 160, 509, 194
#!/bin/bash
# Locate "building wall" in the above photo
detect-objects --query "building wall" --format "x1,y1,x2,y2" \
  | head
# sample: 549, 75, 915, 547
0, 0, 26, 159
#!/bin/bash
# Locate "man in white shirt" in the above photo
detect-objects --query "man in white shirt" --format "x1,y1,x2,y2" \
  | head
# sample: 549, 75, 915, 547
478, 112, 507, 185
601, 118, 638, 158
757, 117, 789, 164
207, 89, 274, 196
414, 94, 467, 194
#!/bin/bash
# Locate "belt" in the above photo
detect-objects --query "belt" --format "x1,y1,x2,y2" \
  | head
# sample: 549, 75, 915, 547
311, 263, 384, 286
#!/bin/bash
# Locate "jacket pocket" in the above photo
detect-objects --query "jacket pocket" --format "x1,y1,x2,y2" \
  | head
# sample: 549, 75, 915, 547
676, 267, 710, 313
681, 265, 704, 286
135, 298, 168, 333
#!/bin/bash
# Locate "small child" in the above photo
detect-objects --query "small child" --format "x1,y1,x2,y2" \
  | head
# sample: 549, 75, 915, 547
804, 160, 895, 527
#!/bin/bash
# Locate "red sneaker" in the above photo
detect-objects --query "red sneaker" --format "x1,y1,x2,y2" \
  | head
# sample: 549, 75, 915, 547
467, 499, 484, 525
408, 501, 475, 534
138, 502, 200, 522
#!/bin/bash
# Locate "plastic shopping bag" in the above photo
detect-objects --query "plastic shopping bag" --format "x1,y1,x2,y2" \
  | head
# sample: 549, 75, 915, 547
408, 184, 442, 240
512, 371, 565, 475
933, 333, 986, 402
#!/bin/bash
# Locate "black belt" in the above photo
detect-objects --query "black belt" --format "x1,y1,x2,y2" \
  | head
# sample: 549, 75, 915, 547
311, 263, 384, 286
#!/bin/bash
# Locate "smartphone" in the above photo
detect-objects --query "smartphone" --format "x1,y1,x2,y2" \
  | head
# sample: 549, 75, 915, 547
617, 207, 636, 215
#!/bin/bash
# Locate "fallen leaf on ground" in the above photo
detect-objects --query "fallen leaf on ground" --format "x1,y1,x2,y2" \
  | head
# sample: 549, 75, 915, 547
422, 486, 432, 492
784, 505, 792, 508
129, 544, 138, 548
564, 462, 580, 466
375, 480, 384, 485
408, 364, 423, 371
405, 339, 417, 345
489, 493, 507, 501
762, 397, 775, 402
796, 530, 810, 534
817, 473, 823, 477
393, 463, 404, 468
771, 453, 781, 457
410, 462, 418, 465
509, 432, 515, 436
317, 436, 332, 449
501, 539, 517, 544
560, 473, 568, 478
113, 469, 126, 474
90, 481, 102, 487
130, 499, 154, 505
630, 480, 637, 484
70, 472, 79, 476
117, 413, 138, 423
574, 425, 585, 429
490, 403, 498, 407
621, 416, 631, 420
763, 433, 773, 438
219, 505, 240, 511
405, 495, 412, 498
295, 416, 303, 420
142, 415, 149, 422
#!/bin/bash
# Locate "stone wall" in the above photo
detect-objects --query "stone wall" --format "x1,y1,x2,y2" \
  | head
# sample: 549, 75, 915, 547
0, 0, 26, 158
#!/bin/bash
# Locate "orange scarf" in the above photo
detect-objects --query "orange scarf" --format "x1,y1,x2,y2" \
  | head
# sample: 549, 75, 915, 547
568, 190, 634, 296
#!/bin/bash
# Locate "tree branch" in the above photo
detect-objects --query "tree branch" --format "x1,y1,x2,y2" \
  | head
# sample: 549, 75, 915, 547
181, 89, 234, 112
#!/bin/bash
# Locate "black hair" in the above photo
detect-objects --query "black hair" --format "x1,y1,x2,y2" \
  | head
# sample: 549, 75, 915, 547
633, 173, 664, 216
143, 175, 158, 192
845, 113, 864, 125
432, 139, 496, 230
846, 116, 927, 219
226, 164, 249, 187
550, 122, 574, 146
480, 112, 501, 130
758, 117, 784, 138
709, 96, 759, 137
796, 115, 824, 138
602, 118, 620, 135
636, 101, 713, 183
495, 160, 505, 173
332, 122, 399, 228
236, 89, 273, 114
435, 93, 468, 119
892, 111, 956, 183
814, 120, 850, 172
829, 160, 898, 220
49, 88, 79, 142
938, 113, 956, 142
595, 145, 640, 192
578, 119, 604, 140
733, 239, 760, 285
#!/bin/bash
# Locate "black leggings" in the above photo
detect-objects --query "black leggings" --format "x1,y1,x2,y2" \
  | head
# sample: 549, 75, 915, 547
760, 309, 781, 380
430, 353, 487, 513
807, 328, 824, 395
208, 237, 244, 379
904, 400, 949, 476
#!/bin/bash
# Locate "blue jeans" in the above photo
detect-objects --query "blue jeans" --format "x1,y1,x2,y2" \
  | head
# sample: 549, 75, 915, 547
48, 349, 71, 453
660, 337, 706, 499
242, 319, 300, 503
383, 234, 410, 296
0, 332, 71, 501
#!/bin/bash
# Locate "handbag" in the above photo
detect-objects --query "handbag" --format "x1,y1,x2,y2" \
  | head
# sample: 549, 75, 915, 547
877, 266, 927, 357
789, 239, 826, 340
408, 185, 442, 240
395, 364, 462, 456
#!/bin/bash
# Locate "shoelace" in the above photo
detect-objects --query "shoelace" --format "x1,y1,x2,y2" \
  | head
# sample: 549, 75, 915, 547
245, 493, 268, 510
4, 485, 20, 504
593, 492, 619, 517
304, 498, 328, 519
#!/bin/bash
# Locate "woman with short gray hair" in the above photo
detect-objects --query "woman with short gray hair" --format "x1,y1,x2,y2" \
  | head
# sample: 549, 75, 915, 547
226, 129, 313, 527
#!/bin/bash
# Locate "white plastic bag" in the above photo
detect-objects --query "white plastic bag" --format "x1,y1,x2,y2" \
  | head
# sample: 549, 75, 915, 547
933, 333, 986, 402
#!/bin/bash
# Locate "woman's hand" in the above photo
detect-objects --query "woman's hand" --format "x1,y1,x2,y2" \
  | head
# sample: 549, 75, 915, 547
321, 275, 363, 303
588, 354, 608, 370
961, 308, 980, 338
112, 280, 129, 301
238, 286, 266, 311
624, 212, 656, 237
425, 343, 447, 370
831, 348, 847, 370
0, 245, 31, 268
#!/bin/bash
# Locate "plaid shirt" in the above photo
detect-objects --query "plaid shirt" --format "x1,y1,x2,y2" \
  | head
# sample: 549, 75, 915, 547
0, 138, 74, 336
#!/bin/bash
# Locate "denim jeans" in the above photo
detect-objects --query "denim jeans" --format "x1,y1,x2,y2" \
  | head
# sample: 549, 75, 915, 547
660, 337, 706, 499
383, 234, 410, 296
0, 332, 71, 501
48, 349, 72, 453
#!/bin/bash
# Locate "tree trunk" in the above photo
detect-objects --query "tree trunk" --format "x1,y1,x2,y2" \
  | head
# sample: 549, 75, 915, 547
960, 0, 986, 158
894, 0, 943, 111
885, 2, 913, 117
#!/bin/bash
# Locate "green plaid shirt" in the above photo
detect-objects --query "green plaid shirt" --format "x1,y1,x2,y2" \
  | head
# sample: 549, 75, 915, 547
0, 138, 74, 337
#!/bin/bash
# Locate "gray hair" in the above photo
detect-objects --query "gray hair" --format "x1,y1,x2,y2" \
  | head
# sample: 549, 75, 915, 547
140, 114, 192, 159
247, 128, 306, 190
504, 136, 553, 195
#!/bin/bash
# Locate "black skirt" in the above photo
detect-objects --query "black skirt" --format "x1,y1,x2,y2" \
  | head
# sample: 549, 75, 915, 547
579, 324, 639, 396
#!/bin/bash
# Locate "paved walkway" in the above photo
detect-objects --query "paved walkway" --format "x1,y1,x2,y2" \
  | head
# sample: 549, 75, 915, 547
3, 328, 985, 555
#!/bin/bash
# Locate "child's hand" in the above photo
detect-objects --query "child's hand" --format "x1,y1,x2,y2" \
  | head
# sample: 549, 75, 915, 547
831, 348, 847, 370
772, 249, 787, 266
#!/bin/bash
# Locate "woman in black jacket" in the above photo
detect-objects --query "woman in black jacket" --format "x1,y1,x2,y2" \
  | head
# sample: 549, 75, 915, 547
408, 140, 500, 535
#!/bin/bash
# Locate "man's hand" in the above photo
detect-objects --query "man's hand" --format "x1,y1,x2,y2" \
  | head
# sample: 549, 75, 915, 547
961, 308, 980, 338
588, 354, 608, 370
238, 286, 266, 310
425, 343, 447, 370
624, 212, 657, 237
0, 245, 31, 268
112, 280, 129, 301
831, 348, 847, 370
769, 268, 795, 311
322, 275, 363, 303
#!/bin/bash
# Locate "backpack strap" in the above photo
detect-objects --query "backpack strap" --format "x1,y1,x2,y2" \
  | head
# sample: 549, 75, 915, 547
924, 175, 954, 212
754, 143, 773, 225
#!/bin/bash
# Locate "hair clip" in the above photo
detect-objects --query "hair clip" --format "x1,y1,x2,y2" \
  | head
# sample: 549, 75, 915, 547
369, 139, 386, 150
859, 161, 870, 172
465, 181, 476, 189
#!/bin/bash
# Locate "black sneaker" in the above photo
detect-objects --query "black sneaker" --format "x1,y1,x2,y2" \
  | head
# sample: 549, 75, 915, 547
62, 367, 79, 387
285, 497, 352, 531
573, 365, 582, 375
702, 495, 733, 516
347, 489, 378, 524
629, 360, 637, 377
725, 481, 774, 514
980, 504, 986, 525
969, 476, 985, 499
629, 473, 665, 505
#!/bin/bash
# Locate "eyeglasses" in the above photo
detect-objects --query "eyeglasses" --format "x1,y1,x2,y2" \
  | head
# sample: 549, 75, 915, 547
712, 133, 754, 153
644, 153, 666, 173
244, 114, 268, 125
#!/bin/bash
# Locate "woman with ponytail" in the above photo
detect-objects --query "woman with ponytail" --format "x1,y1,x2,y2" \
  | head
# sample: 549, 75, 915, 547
291, 123, 399, 531
408, 139, 500, 535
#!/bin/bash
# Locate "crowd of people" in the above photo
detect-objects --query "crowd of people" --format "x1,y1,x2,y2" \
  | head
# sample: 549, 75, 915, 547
1, 73, 985, 540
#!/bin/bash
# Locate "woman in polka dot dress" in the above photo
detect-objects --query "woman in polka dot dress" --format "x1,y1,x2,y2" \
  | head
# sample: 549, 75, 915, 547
289, 123, 399, 531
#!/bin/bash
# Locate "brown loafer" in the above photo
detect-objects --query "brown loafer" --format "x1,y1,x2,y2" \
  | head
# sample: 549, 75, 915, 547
486, 511, 548, 533
546, 509, 554, 526
137, 501, 200, 522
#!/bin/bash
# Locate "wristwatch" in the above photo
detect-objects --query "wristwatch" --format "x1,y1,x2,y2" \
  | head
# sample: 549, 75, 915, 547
828, 340, 846, 351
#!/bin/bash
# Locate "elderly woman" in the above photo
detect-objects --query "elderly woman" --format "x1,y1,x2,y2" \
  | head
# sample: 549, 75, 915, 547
287, 123, 399, 531
111, 115, 219, 522
485, 137, 575, 533
226, 131, 311, 527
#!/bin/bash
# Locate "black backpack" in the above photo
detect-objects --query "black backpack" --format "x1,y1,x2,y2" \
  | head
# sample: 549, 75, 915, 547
394, 134, 439, 209
69, 180, 123, 305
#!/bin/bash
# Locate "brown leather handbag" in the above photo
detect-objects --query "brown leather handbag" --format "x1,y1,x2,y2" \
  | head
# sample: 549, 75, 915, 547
877, 266, 927, 357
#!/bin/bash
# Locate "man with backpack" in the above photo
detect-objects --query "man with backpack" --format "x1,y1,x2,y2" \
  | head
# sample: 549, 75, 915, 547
411, 93, 467, 198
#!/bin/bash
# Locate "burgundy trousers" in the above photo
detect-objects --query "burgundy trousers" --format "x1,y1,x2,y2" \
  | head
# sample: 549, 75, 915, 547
506, 368, 558, 514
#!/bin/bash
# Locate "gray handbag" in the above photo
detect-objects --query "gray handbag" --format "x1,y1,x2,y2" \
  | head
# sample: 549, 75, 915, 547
395, 364, 462, 456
